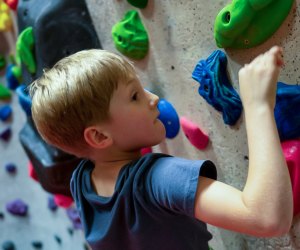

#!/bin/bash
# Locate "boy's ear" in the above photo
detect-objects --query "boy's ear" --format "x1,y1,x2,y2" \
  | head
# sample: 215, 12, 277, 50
84, 126, 112, 149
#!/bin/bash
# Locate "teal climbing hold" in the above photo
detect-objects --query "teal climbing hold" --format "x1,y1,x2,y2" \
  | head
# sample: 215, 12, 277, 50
214, 0, 294, 48
112, 10, 149, 60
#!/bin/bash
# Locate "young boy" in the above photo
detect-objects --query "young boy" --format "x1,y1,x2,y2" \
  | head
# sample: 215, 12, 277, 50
29, 46, 293, 250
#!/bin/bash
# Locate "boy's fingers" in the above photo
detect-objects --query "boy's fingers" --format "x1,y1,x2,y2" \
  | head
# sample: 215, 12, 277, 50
264, 46, 284, 67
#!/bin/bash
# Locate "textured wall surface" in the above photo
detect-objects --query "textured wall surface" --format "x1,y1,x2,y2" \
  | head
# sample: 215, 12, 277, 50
0, 13, 88, 250
86, 0, 300, 249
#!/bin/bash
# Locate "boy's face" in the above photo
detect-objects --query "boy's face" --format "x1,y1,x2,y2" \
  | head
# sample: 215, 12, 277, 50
107, 76, 166, 151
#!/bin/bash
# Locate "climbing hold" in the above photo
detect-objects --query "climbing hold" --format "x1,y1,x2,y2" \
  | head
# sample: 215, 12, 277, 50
28, 161, 39, 182
6, 64, 22, 90
282, 140, 300, 216
0, 127, 11, 142
214, 0, 294, 49
4, 0, 18, 11
83, 243, 90, 250
275, 82, 300, 141
0, 1, 12, 32
127, 0, 148, 8
0, 105, 12, 121
53, 194, 73, 208
48, 196, 58, 211
5, 163, 17, 174
16, 26, 36, 74
0, 211, 4, 219
2, 241, 15, 250
180, 117, 209, 150
6, 198, 28, 216
54, 235, 62, 245
0, 54, 6, 70
141, 147, 152, 155
112, 10, 149, 60
0, 84, 11, 100
66, 207, 82, 229
16, 84, 32, 116
192, 50, 242, 126
31, 241, 43, 249
157, 98, 180, 139
67, 227, 74, 236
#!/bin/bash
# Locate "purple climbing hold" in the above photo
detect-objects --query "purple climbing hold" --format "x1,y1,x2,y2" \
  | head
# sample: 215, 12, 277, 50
0, 105, 12, 121
0, 127, 11, 142
5, 163, 17, 174
66, 207, 82, 229
6, 198, 28, 216
48, 196, 58, 211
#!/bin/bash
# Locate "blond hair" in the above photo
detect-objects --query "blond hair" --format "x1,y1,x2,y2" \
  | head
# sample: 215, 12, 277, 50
29, 49, 136, 157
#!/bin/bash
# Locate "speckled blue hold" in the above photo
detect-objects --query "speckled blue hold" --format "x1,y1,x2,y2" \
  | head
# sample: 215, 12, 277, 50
157, 99, 180, 139
192, 50, 242, 126
275, 82, 300, 141
0, 105, 12, 121
16, 84, 32, 116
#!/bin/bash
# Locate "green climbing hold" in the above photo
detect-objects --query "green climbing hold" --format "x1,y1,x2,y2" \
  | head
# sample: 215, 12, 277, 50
112, 10, 149, 60
127, 0, 148, 9
0, 84, 11, 99
16, 26, 36, 74
0, 54, 6, 70
214, 0, 294, 48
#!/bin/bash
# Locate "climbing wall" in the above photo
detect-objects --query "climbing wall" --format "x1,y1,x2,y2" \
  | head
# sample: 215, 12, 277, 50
85, 0, 300, 249
0, 6, 89, 250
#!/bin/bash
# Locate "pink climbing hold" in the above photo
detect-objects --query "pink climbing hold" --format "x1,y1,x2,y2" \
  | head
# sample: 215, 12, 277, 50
53, 194, 73, 208
141, 147, 152, 155
180, 117, 209, 150
282, 139, 300, 216
28, 161, 39, 182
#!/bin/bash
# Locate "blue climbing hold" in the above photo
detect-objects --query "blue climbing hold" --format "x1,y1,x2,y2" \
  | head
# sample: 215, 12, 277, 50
2, 241, 15, 250
157, 99, 180, 139
0, 105, 12, 121
192, 50, 242, 126
16, 84, 32, 116
5, 163, 17, 174
48, 196, 58, 211
6, 64, 21, 90
0, 127, 11, 142
275, 82, 300, 141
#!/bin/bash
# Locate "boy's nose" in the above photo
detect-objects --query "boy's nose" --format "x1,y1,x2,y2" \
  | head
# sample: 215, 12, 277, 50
149, 93, 159, 108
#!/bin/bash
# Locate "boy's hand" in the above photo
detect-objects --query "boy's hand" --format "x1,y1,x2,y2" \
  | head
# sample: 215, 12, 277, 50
238, 46, 284, 111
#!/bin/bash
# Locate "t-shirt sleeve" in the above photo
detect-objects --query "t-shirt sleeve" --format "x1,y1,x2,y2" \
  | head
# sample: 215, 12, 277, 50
146, 157, 216, 217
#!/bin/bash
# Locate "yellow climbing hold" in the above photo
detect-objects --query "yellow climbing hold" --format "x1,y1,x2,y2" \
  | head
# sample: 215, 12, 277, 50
0, 0, 12, 32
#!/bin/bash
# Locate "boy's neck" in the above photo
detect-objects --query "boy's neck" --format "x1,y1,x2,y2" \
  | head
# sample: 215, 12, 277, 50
90, 150, 141, 197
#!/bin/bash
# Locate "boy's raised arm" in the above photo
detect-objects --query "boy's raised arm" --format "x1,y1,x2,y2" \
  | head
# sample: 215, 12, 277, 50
194, 46, 293, 237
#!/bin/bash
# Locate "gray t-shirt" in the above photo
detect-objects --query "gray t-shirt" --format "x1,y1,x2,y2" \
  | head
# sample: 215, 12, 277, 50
71, 153, 217, 250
